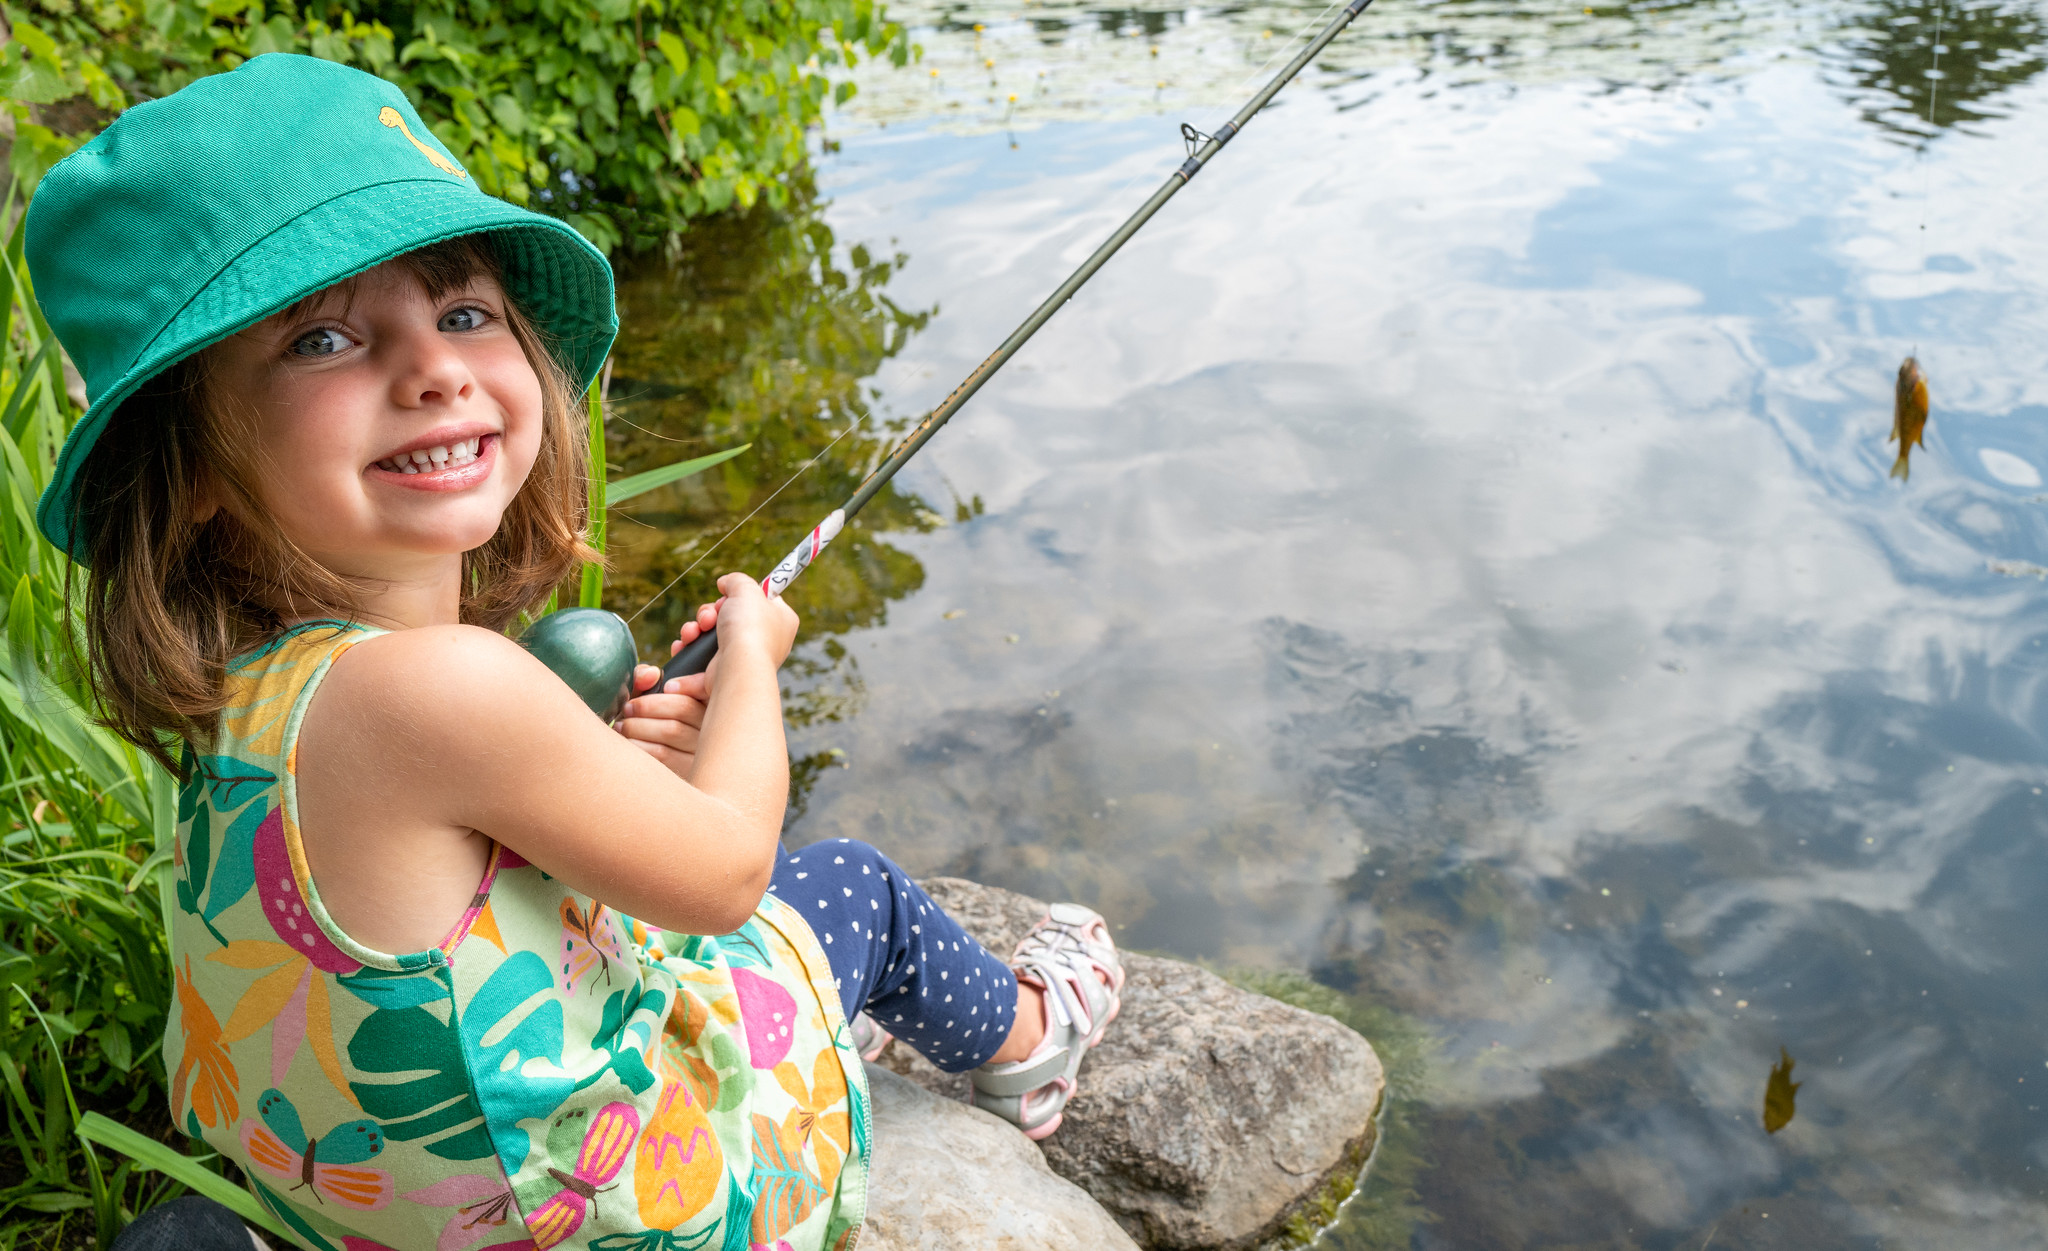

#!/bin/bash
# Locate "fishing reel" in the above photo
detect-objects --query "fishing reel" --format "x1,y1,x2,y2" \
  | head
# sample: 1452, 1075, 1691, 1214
521, 510, 837, 720
517, 608, 718, 723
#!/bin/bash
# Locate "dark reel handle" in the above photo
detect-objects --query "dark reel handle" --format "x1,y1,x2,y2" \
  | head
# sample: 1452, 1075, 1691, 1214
655, 625, 719, 687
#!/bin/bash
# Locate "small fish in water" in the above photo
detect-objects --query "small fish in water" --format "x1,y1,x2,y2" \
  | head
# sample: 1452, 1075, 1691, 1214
1763, 1046, 1801, 1134
1890, 356, 1930, 481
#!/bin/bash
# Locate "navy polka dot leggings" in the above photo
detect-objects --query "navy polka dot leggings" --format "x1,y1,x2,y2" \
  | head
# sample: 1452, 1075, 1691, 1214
768, 838, 1018, 1073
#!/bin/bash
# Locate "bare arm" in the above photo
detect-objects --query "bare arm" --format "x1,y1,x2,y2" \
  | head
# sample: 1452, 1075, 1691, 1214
300, 573, 798, 937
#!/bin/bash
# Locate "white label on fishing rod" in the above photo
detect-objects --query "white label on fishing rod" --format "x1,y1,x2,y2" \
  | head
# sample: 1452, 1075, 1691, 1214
763, 509, 846, 599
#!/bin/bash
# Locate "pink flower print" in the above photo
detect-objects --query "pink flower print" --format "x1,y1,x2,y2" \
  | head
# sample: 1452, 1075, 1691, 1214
404, 1173, 520, 1251
731, 967, 798, 1070
252, 809, 360, 975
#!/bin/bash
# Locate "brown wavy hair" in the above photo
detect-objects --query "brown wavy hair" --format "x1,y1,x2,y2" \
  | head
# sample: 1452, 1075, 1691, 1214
64, 235, 600, 774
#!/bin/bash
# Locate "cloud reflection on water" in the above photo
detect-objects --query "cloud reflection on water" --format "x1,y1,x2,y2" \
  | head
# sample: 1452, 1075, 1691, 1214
766, 39, 2048, 1242
602, 1, 2048, 1243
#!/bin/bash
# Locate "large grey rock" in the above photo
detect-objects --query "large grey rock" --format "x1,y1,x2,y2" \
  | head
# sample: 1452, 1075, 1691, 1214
860, 1062, 1140, 1251
876, 878, 1386, 1250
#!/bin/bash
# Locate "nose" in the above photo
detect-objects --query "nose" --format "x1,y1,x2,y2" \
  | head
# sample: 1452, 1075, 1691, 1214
387, 318, 475, 409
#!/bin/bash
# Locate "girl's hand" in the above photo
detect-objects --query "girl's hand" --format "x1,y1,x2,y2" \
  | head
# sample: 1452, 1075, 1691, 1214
616, 668, 710, 778
615, 573, 797, 780
688, 572, 801, 668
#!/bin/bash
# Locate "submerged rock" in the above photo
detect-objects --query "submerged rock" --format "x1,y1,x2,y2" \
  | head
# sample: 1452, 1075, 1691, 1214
875, 878, 1386, 1250
861, 1062, 1141, 1250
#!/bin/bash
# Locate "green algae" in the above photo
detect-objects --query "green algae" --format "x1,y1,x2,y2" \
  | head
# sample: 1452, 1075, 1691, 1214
1217, 969, 1436, 1251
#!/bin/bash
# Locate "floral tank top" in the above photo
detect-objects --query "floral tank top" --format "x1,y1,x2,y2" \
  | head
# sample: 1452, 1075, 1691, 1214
161, 622, 871, 1251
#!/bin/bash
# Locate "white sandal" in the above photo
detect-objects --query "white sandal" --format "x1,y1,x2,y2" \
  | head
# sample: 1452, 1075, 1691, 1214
970, 903, 1124, 1140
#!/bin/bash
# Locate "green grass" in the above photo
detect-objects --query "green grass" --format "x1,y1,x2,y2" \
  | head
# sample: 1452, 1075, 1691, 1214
0, 180, 200, 1249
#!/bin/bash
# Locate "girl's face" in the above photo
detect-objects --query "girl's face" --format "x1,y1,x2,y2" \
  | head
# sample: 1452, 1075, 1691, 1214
208, 260, 543, 583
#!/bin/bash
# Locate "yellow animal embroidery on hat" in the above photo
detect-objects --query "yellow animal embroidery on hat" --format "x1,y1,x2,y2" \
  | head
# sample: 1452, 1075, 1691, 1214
378, 106, 467, 179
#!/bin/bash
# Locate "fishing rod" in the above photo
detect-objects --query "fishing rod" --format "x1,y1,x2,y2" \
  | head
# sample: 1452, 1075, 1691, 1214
521, 0, 1379, 719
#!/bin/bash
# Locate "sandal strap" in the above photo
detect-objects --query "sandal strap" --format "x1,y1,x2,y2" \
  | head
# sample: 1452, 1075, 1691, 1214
972, 1076, 1071, 1137
1016, 946, 1116, 1038
972, 1044, 1071, 1097
970, 902, 1124, 1140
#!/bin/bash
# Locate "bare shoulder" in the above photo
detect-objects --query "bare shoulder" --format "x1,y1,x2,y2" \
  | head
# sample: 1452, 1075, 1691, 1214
332, 623, 543, 685
310, 624, 590, 766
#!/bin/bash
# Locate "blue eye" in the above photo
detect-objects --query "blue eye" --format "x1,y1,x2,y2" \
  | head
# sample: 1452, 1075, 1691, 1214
289, 327, 352, 357
440, 306, 487, 332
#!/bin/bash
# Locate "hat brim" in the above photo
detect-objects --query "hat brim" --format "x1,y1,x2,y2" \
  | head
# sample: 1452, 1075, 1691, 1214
36, 175, 617, 562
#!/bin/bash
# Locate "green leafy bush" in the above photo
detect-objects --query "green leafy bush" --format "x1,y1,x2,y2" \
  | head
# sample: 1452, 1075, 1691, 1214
0, 0, 912, 251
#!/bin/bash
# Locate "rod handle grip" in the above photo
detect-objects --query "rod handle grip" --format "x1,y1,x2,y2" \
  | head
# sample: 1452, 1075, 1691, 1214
659, 625, 719, 684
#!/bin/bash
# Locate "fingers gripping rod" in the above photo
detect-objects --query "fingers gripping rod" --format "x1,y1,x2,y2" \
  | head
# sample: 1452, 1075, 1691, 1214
655, 0, 1376, 686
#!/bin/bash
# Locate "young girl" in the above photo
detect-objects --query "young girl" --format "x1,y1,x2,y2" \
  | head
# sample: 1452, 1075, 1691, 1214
34, 54, 1123, 1251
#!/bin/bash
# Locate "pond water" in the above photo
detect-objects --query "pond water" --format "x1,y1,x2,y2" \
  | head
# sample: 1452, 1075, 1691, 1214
600, 1, 2048, 1245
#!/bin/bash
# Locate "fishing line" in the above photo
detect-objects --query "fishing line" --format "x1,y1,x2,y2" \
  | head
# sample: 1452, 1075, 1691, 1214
1196, 1, 1349, 132
622, 411, 871, 624
633, 0, 1348, 629
518, 0, 1383, 713
1916, 0, 1945, 275
1076, 0, 1349, 233
1908, 0, 1944, 360
613, 7, 1349, 632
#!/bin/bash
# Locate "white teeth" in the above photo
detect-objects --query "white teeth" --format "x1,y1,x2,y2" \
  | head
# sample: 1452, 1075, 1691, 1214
377, 436, 485, 474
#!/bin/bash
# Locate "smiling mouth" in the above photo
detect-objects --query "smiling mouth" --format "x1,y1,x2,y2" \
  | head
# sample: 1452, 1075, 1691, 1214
375, 437, 484, 475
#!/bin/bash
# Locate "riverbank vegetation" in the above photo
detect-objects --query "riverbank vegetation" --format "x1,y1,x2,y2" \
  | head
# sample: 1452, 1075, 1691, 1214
0, 0, 912, 251
0, 180, 188, 1247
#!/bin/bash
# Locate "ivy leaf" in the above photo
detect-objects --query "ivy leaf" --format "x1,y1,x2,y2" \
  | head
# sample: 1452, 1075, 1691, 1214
97, 1021, 133, 1072
11, 23, 63, 70
489, 92, 527, 136
657, 30, 689, 74
0, 56, 73, 105
627, 60, 656, 116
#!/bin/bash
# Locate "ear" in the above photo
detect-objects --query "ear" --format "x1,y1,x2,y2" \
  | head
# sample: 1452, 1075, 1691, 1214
190, 471, 220, 525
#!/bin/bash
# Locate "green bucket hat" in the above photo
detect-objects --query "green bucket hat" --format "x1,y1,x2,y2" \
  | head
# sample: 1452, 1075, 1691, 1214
26, 52, 618, 562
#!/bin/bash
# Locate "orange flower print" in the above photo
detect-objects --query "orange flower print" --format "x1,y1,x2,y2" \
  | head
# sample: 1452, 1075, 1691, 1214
772, 1049, 851, 1192
748, 1113, 825, 1246
171, 956, 239, 1128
